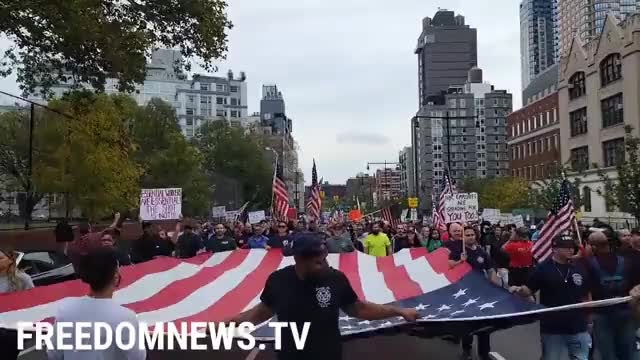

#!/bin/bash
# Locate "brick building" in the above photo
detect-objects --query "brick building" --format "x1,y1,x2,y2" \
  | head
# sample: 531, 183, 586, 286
508, 78, 561, 181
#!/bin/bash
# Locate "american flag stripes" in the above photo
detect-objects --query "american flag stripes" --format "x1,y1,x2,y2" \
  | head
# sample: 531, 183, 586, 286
381, 207, 400, 228
532, 179, 576, 262
437, 169, 454, 221
306, 160, 321, 220
272, 164, 289, 221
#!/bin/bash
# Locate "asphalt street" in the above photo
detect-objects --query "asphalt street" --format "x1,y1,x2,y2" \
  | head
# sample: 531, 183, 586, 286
19, 323, 542, 360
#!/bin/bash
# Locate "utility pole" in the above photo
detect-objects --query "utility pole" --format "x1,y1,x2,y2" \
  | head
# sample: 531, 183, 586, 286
24, 103, 35, 230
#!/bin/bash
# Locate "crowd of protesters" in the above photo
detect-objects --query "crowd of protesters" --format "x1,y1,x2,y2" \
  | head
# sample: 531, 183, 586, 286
3, 212, 640, 360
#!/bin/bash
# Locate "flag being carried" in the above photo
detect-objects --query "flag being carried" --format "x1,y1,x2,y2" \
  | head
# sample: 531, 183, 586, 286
306, 160, 321, 220
532, 178, 576, 262
272, 161, 289, 221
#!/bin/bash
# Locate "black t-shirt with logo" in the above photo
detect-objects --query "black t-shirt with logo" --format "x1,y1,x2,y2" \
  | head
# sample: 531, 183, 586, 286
268, 234, 291, 249
204, 235, 237, 253
527, 259, 591, 334
260, 266, 358, 360
449, 245, 494, 273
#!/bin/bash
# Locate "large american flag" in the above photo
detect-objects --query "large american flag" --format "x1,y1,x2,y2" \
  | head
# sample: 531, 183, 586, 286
437, 169, 454, 221
273, 163, 289, 221
1, 248, 626, 339
381, 207, 400, 228
532, 179, 576, 262
306, 160, 321, 220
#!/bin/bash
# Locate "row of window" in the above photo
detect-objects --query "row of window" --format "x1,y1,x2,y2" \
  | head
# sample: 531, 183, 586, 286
510, 108, 557, 138
187, 95, 242, 106
512, 161, 559, 180
569, 93, 624, 136
511, 134, 559, 160
570, 138, 625, 170
568, 53, 622, 100
198, 83, 239, 92
185, 109, 242, 119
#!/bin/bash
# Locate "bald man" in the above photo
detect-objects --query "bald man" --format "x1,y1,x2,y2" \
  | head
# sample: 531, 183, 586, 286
444, 223, 464, 253
585, 231, 636, 360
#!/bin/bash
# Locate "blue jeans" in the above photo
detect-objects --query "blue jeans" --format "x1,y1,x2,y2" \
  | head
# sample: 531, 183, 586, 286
593, 312, 636, 360
541, 332, 591, 360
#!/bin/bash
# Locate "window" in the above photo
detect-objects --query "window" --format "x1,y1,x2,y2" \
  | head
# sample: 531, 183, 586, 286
216, 84, 226, 92
231, 98, 239, 106
186, 118, 194, 126
528, 118, 532, 132
570, 146, 589, 171
200, 84, 209, 91
601, 93, 623, 128
546, 111, 550, 125
583, 187, 592, 212
216, 109, 224, 117
545, 137, 550, 152
570, 107, 588, 136
231, 110, 239, 118
449, 99, 457, 108
460, 99, 466, 108
603, 138, 624, 167
216, 97, 224, 105
186, 109, 194, 115
600, 53, 622, 86
230, 86, 239, 93
569, 72, 586, 99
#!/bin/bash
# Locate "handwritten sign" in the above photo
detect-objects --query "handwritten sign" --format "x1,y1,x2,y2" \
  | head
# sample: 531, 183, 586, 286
442, 192, 479, 224
139, 188, 182, 221
410, 208, 418, 221
248, 210, 266, 224
482, 208, 502, 224
401, 209, 408, 222
211, 206, 226, 218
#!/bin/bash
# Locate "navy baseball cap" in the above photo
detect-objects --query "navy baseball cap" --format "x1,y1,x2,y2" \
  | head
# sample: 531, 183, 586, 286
552, 234, 575, 248
291, 232, 327, 257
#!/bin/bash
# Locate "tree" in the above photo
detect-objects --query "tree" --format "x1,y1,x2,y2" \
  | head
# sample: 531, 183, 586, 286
42, 92, 142, 221
0, 0, 233, 96
459, 176, 530, 211
529, 165, 583, 211
194, 121, 273, 210
130, 98, 211, 217
597, 125, 640, 223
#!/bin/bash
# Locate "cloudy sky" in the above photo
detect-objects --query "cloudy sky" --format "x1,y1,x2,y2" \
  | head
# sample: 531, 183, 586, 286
0, 0, 521, 185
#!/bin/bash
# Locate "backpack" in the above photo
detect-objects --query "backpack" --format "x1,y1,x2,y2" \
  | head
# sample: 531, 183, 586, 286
588, 256, 627, 299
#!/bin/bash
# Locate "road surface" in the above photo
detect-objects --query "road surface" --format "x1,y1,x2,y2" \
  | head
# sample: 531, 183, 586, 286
19, 323, 542, 360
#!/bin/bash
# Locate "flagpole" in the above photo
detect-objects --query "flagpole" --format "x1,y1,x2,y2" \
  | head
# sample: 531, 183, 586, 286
266, 148, 278, 218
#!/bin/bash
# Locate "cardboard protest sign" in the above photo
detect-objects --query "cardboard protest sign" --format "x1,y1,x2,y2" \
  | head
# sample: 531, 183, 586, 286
401, 209, 409, 222
225, 211, 240, 222
442, 193, 479, 224
211, 206, 226, 218
248, 210, 266, 224
511, 215, 525, 227
410, 208, 418, 221
139, 188, 182, 221
482, 208, 502, 224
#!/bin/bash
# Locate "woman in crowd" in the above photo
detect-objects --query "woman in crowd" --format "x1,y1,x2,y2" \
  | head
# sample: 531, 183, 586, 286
0, 247, 35, 360
426, 227, 443, 253
406, 227, 422, 249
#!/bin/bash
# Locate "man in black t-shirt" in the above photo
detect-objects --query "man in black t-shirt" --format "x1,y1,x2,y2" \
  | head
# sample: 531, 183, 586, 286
176, 224, 203, 258
204, 223, 237, 253
227, 232, 418, 360
268, 221, 291, 249
511, 235, 592, 360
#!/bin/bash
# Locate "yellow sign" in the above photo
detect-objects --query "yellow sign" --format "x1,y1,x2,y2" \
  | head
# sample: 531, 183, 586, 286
576, 211, 583, 221
320, 191, 325, 199
408, 197, 419, 208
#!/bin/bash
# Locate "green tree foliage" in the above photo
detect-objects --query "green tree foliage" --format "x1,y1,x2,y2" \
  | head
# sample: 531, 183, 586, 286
460, 176, 530, 212
529, 166, 583, 211
597, 126, 640, 222
0, 0, 232, 96
194, 121, 272, 210
130, 98, 211, 217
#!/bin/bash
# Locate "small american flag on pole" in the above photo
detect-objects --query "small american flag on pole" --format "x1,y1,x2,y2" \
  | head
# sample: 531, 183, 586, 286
306, 160, 321, 220
437, 168, 454, 220
532, 178, 575, 262
382, 207, 400, 228
273, 163, 289, 221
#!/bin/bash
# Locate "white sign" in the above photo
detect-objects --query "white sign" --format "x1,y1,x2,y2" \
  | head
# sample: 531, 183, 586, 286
211, 206, 226, 218
410, 208, 418, 221
400, 209, 409, 222
248, 210, 266, 224
442, 193, 479, 224
511, 215, 525, 228
225, 210, 240, 222
139, 188, 182, 221
482, 208, 502, 224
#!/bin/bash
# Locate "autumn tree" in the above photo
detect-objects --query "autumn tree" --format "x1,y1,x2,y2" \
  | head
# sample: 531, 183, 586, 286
597, 125, 640, 223
42, 92, 142, 221
0, 0, 233, 96
460, 176, 530, 212
130, 98, 211, 217
194, 121, 273, 210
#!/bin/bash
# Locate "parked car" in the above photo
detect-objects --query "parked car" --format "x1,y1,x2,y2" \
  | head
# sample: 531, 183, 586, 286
16, 251, 76, 286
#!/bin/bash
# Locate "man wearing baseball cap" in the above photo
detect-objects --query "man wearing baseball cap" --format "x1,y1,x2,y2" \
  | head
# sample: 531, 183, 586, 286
511, 234, 592, 360
228, 232, 418, 360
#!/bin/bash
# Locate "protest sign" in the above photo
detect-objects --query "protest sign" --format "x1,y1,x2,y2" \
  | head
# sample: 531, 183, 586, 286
400, 209, 409, 222
511, 215, 525, 228
211, 206, 226, 218
349, 210, 362, 221
225, 211, 240, 222
482, 208, 502, 224
139, 188, 182, 221
442, 193, 479, 224
408, 198, 419, 208
410, 208, 418, 221
248, 210, 266, 224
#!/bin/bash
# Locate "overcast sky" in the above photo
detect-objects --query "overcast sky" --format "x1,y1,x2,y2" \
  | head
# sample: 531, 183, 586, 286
0, 0, 521, 185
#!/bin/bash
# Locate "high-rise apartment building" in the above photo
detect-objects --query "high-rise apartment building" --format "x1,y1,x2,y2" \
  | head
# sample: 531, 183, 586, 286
412, 68, 512, 206
374, 168, 402, 205
558, 0, 640, 57
520, 0, 559, 90
415, 9, 477, 107
398, 147, 416, 197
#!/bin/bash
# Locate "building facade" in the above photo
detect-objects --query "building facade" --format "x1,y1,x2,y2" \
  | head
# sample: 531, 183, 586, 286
558, 0, 640, 58
374, 168, 402, 205
398, 147, 416, 197
521, 0, 559, 90
508, 92, 561, 180
558, 13, 640, 223
29, 49, 252, 137
415, 9, 478, 107
345, 174, 375, 210
413, 68, 512, 207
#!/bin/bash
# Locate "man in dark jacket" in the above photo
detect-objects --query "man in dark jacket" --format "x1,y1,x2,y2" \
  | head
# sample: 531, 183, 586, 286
176, 223, 203, 258
131, 221, 158, 263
